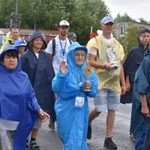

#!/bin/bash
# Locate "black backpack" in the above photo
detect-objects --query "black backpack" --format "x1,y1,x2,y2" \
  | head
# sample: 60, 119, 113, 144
52, 38, 72, 57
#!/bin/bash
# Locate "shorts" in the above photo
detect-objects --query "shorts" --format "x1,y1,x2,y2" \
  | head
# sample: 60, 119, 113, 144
94, 89, 120, 112
33, 116, 42, 129
0, 130, 15, 150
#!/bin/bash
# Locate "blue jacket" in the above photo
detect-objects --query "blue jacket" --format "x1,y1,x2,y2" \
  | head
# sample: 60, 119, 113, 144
0, 45, 40, 150
52, 42, 98, 150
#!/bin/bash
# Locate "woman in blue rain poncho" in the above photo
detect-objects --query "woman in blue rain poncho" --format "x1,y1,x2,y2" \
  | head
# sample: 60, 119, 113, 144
52, 42, 98, 150
0, 45, 49, 150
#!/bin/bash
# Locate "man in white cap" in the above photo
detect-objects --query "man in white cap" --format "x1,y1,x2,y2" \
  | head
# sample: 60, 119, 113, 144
86, 16, 126, 149
46, 20, 71, 74
45, 20, 71, 129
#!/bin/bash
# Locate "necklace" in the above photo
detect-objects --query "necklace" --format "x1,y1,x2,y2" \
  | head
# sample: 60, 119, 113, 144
59, 37, 67, 59
78, 82, 83, 88
77, 71, 83, 88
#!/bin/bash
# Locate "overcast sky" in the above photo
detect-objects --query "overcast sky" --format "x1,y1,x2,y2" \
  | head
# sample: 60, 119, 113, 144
103, 0, 150, 22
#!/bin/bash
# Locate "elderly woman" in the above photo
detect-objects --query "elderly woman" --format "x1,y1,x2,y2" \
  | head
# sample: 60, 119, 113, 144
0, 45, 49, 150
52, 42, 98, 150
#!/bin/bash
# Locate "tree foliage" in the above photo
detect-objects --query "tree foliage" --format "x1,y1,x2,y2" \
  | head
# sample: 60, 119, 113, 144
118, 26, 139, 57
0, 1, 148, 47
0, 0, 110, 45
115, 13, 135, 22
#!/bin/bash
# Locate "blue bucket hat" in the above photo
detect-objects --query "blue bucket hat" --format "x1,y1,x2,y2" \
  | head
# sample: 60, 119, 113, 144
14, 39, 27, 49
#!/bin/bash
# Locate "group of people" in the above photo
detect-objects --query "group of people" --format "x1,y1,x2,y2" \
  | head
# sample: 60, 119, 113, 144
0, 15, 150, 150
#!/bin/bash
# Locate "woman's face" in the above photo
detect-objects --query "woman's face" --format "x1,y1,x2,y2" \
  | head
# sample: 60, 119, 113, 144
18, 46, 26, 55
2, 52, 18, 70
32, 37, 43, 50
74, 50, 86, 67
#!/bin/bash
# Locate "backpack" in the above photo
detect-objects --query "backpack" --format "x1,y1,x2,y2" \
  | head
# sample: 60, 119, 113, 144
52, 38, 72, 57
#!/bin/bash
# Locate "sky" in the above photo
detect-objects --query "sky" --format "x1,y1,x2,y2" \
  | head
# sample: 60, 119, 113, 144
103, 0, 150, 22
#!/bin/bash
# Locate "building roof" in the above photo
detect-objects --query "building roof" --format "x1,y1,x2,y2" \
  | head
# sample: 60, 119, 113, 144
0, 28, 58, 36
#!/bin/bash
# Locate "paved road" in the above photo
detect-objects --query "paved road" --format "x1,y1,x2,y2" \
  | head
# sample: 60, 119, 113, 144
36, 99, 135, 150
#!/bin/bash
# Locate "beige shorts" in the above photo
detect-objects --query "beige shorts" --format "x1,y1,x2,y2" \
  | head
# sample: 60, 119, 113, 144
33, 116, 42, 129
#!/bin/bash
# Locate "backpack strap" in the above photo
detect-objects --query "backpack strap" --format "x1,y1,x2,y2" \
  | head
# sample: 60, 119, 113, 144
52, 38, 72, 57
94, 36, 99, 60
69, 40, 72, 45
52, 38, 56, 57
8, 40, 13, 45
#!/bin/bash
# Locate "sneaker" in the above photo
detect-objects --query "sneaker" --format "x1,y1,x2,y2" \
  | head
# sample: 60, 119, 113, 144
104, 137, 117, 149
87, 125, 92, 139
48, 119, 55, 129
130, 133, 137, 142
30, 140, 40, 150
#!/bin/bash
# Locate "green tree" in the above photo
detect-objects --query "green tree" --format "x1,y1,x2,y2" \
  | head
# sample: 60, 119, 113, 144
0, 0, 16, 27
0, 0, 110, 44
118, 26, 139, 56
139, 17, 149, 24
115, 13, 135, 22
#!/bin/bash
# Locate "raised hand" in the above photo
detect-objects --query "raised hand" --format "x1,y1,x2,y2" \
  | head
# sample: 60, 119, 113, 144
60, 60, 68, 75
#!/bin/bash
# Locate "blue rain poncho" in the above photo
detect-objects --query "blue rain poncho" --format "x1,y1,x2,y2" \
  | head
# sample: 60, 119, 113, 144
0, 45, 40, 150
130, 49, 150, 140
52, 42, 98, 150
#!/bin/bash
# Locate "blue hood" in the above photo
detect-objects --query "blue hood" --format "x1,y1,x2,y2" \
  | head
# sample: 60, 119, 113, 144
0, 45, 18, 59
67, 42, 88, 70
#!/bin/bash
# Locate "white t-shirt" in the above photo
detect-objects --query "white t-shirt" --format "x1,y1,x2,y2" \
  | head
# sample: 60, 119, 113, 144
89, 35, 113, 55
45, 36, 71, 74
34, 52, 39, 59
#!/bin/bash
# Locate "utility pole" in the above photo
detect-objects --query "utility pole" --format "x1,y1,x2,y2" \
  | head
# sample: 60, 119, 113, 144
16, 0, 18, 13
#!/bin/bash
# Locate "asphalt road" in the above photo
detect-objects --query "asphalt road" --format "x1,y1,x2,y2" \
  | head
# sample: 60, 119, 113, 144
35, 99, 135, 150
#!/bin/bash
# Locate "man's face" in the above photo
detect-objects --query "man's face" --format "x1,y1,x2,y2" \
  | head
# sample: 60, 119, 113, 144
101, 22, 114, 34
11, 28, 20, 40
139, 32, 150, 46
58, 26, 69, 36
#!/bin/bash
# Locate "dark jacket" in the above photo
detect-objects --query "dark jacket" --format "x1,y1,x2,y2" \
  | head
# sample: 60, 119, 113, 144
21, 30, 56, 121
121, 41, 149, 104
130, 49, 150, 139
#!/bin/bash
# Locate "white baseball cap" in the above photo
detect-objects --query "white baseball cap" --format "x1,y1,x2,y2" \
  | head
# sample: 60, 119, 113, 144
59, 20, 70, 27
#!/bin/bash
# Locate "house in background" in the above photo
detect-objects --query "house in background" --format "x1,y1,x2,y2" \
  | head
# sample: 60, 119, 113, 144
113, 22, 150, 38
0, 28, 58, 47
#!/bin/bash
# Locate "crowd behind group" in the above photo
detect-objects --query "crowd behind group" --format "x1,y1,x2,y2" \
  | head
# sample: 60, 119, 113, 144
0, 16, 150, 150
